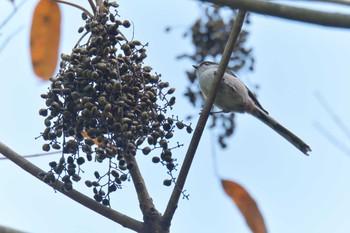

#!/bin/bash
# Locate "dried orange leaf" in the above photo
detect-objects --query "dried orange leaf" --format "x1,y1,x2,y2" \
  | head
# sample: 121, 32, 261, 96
81, 130, 88, 138
30, 0, 61, 80
221, 180, 267, 233
82, 130, 99, 145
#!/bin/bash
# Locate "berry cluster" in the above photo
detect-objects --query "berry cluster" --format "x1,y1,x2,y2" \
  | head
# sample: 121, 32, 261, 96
39, 2, 191, 205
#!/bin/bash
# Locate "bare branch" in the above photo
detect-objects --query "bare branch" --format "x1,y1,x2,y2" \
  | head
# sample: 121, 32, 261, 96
162, 9, 247, 228
0, 225, 26, 233
124, 155, 162, 225
201, 0, 350, 28
0, 141, 144, 232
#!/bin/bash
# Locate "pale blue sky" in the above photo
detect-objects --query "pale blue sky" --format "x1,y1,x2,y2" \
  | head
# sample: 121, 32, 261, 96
1, 1, 350, 233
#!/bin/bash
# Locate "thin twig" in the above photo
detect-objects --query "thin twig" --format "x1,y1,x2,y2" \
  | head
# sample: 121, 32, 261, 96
88, 0, 97, 15
0, 0, 28, 30
0, 141, 144, 232
202, 0, 350, 28
162, 9, 247, 228
0, 150, 61, 160
116, 29, 129, 43
55, 0, 93, 18
0, 25, 23, 53
314, 121, 350, 155
74, 31, 90, 48
315, 92, 350, 140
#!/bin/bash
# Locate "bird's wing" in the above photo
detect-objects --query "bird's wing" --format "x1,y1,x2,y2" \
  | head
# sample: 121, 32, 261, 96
246, 87, 269, 114
225, 68, 237, 77
222, 73, 239, 93
223, 72, 268, 114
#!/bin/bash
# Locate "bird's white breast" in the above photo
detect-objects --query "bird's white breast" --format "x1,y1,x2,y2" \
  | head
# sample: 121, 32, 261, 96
197, 67, 250, 113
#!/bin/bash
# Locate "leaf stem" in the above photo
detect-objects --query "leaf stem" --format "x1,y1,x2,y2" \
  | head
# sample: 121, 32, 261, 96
55, 0, 93, 18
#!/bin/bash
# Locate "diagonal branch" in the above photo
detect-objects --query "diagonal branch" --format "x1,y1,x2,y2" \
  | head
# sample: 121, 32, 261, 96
202, 0, 350, 28
0, 141, 144, 233
162, 9, 247, 228
0, 225, 26, 233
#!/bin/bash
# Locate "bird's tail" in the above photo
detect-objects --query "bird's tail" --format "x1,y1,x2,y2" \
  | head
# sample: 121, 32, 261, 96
252, 108, 311, 155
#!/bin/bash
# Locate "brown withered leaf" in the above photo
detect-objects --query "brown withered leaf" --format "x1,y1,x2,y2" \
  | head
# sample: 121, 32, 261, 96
30, 0, 61, 80
221, 179, 267, 233
81, 130, 99, 145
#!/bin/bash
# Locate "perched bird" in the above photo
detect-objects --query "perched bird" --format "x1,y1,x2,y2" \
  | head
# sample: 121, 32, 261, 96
193, 61, 311, 155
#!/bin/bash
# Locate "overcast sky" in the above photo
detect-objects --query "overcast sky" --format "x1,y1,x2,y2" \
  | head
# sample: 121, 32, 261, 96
1, 1, 350, 233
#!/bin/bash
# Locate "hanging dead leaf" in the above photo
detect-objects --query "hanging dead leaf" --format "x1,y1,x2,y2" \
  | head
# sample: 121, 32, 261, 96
221, 179, 267, 233
82, 130, 99, 145
30, 0, 61, 80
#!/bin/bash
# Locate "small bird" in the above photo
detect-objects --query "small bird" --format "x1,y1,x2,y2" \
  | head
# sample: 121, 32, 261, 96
193, 61, 311, 155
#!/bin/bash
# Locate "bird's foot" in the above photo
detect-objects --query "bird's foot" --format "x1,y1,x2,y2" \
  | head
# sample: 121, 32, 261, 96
199, 109, 226, 116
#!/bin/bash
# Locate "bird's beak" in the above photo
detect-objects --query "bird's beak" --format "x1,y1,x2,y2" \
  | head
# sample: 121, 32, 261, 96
192, 64, 198, 69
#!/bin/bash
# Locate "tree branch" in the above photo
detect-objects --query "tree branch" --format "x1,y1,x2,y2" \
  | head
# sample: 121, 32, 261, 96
0, 225, 26, 233
162, 9, 247, 228
314, 0, 350, 6
201, 0, 350, 28
0, 141, 144, 233
124, 154, 162, 228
